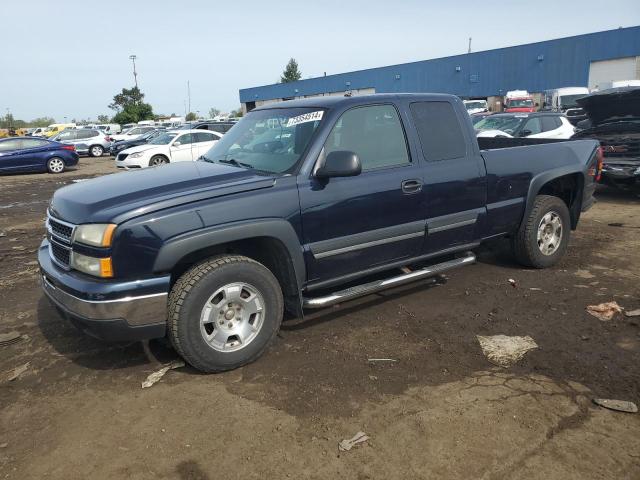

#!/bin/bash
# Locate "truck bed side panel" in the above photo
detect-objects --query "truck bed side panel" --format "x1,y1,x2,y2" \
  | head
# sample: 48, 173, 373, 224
480, 140, 598, 237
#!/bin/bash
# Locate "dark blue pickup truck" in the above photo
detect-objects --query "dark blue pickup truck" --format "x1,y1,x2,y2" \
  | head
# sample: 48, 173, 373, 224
39, 94, 601, 372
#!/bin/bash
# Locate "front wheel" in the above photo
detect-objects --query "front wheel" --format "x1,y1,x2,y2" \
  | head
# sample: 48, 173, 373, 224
149, 155, 168, 167
89, 145, 104, 157
168, 255, 284, 372
46, 157, 66, 174
512, 194, 570, 268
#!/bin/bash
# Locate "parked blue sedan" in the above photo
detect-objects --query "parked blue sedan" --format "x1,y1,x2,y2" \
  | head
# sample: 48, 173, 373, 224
0, 137, 79, 174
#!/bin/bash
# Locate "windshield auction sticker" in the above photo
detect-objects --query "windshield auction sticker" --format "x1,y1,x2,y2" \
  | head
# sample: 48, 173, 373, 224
286, 111, 324, 127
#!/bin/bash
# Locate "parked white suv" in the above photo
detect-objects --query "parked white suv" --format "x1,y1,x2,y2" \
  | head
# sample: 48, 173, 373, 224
475, 113, 575, 139
115, 129, 222, 169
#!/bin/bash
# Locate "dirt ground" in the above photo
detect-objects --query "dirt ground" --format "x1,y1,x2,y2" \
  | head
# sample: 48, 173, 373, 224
0, 157, 639, 479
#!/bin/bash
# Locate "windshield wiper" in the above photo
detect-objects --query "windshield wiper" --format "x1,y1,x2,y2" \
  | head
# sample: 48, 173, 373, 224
217, 158, 253, 169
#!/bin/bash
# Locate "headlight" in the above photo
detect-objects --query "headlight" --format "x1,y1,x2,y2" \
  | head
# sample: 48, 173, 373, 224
129, 152, 144, 158
73, 224, 116, 247
70, 251, 113, 278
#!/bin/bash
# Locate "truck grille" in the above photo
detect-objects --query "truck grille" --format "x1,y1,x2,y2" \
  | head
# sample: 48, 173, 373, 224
46, 213, 76, 269
50, 239, 71, 266
48, 217, 73, 242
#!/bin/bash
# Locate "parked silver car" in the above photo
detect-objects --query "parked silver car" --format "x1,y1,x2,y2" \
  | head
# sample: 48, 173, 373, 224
51, 129, 112, 157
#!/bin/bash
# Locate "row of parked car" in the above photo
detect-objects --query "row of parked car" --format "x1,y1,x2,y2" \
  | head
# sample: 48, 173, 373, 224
0, 120, 236, 174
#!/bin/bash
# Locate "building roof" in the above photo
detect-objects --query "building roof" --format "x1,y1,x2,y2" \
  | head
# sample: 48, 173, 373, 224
240, 26, 640, 103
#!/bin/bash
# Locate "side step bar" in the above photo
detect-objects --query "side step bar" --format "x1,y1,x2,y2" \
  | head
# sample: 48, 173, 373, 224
302, 253, 476, 309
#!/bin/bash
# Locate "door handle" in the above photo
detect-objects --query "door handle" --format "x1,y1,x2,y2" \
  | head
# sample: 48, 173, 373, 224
401, 179, 423, 194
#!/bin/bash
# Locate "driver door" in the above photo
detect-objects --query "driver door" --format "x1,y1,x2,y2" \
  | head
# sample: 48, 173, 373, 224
298, 104, 426, 285
170, 133, 195, 162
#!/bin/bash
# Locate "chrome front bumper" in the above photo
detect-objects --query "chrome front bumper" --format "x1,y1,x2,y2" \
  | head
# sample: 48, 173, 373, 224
38, 239, 169, 341
41, 274, 167, 326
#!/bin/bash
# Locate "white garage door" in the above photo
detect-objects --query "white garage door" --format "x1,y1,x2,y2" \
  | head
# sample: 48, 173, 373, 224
588, 56, 640, 90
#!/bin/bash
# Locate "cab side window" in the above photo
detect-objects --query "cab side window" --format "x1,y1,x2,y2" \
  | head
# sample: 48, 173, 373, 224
324, 104, 409, 170
409, 101, 467, 161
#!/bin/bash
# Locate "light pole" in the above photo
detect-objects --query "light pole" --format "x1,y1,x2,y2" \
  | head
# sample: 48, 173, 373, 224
129, 54, 138, 89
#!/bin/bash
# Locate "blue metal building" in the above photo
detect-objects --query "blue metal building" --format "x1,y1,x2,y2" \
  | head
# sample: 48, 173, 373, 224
239, 26, 640, 111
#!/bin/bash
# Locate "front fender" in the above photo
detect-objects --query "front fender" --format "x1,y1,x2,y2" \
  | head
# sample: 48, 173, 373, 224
153, 219, 306, 288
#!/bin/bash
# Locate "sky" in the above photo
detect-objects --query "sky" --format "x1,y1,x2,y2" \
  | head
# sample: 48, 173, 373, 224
2, 0, 639, 121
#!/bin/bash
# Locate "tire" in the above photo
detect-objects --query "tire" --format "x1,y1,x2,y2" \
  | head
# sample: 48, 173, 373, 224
149, 155, 169, 167
89, 145, 104, 157
46, 157, 66, 174
168, 255, 284, 372
512, 194, 570, 268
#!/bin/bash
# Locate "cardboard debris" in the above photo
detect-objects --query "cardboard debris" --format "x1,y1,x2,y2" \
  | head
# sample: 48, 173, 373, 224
593, 398, 638, 413
141, 360, 185, 388
477, 335, 538, 367
339, 431, 369, 451
586, 301, 622, 321
5, 362, 30, 382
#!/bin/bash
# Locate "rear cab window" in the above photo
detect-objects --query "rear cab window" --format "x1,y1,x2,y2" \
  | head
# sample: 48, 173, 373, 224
409, 101, 467, 161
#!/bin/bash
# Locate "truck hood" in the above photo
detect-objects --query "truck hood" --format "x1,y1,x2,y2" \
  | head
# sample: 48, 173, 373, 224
49, 161, 276, 224
576, 87, 640, 126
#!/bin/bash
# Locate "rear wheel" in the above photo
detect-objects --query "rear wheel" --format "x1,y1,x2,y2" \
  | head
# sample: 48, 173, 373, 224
168, 255, 284, 372
512, 195, 570, 268
89, 145, 104, 157
47, 157, 65, 174
149, 155, 168, 167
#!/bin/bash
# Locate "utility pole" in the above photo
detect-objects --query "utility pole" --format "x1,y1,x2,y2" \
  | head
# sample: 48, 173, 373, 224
187, 80, 191, 116
468, 37, 472, 54
129, 54, 138, 89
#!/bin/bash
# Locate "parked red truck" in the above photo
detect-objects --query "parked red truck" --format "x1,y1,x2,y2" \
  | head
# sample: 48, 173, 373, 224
504, 90, 536, 113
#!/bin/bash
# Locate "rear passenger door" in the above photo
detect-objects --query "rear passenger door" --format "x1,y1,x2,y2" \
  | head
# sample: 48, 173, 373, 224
408, 101, 487, 254
299, 104, 426, 284
193, 131, 220, 157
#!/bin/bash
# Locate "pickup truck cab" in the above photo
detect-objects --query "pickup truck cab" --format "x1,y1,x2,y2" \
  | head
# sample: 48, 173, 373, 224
38, 94, 601, 372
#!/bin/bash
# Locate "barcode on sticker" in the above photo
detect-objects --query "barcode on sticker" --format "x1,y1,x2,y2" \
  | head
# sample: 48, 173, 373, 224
286, 111, 324, 127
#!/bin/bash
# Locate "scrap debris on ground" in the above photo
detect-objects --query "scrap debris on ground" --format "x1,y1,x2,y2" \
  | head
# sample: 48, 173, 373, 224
339, 431, 370, 452
477, 335, 538, 367
586, 301, 623, 321
141, 360, 185, 388
593, 398, 638, 413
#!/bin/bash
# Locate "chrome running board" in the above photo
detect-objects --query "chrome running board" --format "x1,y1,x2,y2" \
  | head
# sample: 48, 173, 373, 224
302, 253, 476, 309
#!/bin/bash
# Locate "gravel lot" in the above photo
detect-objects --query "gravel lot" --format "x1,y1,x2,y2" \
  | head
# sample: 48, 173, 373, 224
1, 157, 639, 479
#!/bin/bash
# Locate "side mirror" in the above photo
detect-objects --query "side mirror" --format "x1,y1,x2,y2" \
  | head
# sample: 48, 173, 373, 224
519, 129, 532, 137
315, 150, 361, 178
173, 141, 181, 147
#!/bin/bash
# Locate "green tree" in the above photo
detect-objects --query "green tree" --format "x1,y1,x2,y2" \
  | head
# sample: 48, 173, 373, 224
0, 113, 15, 129
97, 114, 110, 123
208, 107, 220, 118
280, 58, 302, 83
185, 112, 197, 121
28, 117, 56, 127
108, 86, 154, 124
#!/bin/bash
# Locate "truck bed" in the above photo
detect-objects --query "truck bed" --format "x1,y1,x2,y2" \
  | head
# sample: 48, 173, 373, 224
478, 138, 600, 237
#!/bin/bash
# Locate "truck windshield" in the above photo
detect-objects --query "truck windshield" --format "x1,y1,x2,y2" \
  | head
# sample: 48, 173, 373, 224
507, 99, 534, 108
201, 107, 324, 174
465, 101, 486, 111
559, 94, 586, 109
